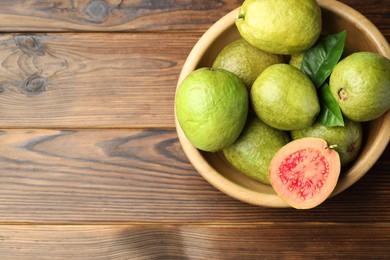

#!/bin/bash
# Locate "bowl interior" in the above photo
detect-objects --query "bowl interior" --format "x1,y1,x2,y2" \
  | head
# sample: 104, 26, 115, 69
175, 0, 390, 207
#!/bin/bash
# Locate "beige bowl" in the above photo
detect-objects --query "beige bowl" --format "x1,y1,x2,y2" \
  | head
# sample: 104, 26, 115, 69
175, 0, 390, 207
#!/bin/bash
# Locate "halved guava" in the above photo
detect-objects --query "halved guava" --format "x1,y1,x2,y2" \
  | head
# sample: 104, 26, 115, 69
269, 137, 341, 209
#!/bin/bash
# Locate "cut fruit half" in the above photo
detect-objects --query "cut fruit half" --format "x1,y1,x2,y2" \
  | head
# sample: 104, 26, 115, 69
269, 137, 341, 209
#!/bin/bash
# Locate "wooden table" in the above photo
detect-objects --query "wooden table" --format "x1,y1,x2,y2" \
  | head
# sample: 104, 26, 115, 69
0, 0, 388, 259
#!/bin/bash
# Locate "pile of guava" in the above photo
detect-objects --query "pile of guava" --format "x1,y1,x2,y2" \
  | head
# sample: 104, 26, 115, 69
176, 0, 390, 209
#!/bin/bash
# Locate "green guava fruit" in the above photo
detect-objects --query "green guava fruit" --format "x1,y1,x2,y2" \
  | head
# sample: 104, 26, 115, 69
212, 38, 285, 89
291, 119, 363, 166
236, 0, 322, 55
289, 52, 305, 69
329, 52, 390, 122
269, 137, 341, 209
223, 116, 290, 184
250, 64, 320, 131
176, 68, 248, 152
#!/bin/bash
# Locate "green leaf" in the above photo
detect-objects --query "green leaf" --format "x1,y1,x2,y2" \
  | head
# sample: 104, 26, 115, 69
301, 30, 347, 88
317, 83, 344, 127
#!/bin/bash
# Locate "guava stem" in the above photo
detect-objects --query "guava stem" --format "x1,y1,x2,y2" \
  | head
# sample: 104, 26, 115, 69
237, 13, 245, 20
347, 142, 357, 153
338, 88, 348, 101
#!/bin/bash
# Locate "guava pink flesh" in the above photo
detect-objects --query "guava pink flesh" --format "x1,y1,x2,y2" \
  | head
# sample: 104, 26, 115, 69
278, 148, 329, 201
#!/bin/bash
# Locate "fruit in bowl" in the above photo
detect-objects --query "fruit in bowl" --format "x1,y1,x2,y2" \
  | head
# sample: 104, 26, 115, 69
174, 0, 390, 208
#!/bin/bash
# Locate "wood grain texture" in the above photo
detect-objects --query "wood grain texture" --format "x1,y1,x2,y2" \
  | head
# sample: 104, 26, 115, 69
0, 0, 387, 40
340, 0, 390, 41
0, 1, 388, 128
0, 129, 388, 223
0, 224, 389, 259
0, 32, 199, 128
0, 0, 388, 257
0, 0, 242, 32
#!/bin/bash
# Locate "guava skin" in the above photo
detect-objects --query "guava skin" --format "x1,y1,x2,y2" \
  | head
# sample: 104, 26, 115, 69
250, 64, 320, 131
269, 137, 341, 209
176, 68, 248, 152
291, 119, 363, 166
212, 38, 285, 89
223, 116, 290, 185
329, 52, 390, 122
236, 0, 321, 55
289, 52, 305, 69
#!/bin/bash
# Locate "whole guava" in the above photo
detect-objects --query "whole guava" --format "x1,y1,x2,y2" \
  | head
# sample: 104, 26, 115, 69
329, 52, 390, 122
223, 116, 290, 184
291, 119, 363, 166
236, 0, 322, 55
212, 38, 285, 89
250, 64, 320, 131
176, 68, 248, 152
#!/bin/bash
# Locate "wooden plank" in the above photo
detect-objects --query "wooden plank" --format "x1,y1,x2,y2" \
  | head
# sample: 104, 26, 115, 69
0, 0, 386, 39
0, 224, 389, 259
0, 32, 199, 128
0, 0, 242, 32
0, 129, 388, 223
340, 0, 390, 40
